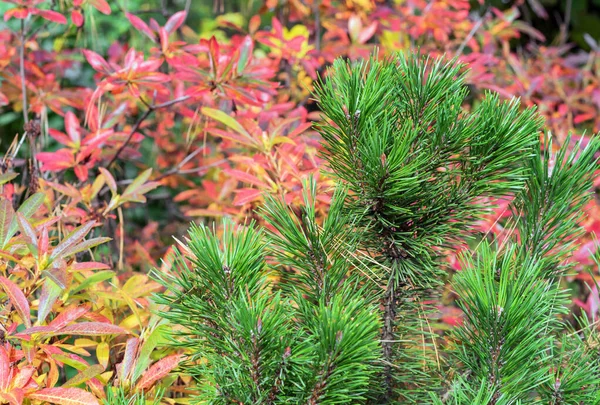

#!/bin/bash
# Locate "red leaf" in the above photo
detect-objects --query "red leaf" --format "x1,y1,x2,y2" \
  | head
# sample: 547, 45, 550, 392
64, 112, 81, 145
233, 188, 263, 206
134, 354, 181, 391
36, 10, 67, 24
4, 8, 30, 22
0, 277, 31, 328
71, 10, 84, 27
225, 169, 269, 189
49, 306, 88, 330
574, 113, 595, 125
27, 388, 99, 405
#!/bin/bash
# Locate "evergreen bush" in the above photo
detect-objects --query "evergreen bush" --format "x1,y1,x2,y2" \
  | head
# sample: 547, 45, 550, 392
156, 53, 600, 404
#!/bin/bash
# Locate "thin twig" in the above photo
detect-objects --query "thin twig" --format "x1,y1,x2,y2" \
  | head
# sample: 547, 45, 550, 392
314, 0, 321, 52
455, 10, 489, 58
106, 95, 189, 168
19, 19, 28, 125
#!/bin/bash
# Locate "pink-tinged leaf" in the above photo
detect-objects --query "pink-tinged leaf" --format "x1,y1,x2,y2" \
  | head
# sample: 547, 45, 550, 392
0, 277, 31, 328
9, 193, 45, 240
358, 21, 378, 44
37, 9, 68, 24
135, 354, 181, 391
42, 262, 68, 290
50, 221, 95, 261
0, 198, 15, 249
70, 262, 111, 271
225, 169, 269, 188
0, 92, 8, 106
38, 278, 63, 324
74, 166, 89, 182
236, 36, 253, 75
0, 346, 10, 390
61, 237, 111, 259
49, 306, 89, 330
165, 11, 186, 33
118, 337, 139, 381
71, 10, 84, 27
12, 366, 35, 389
126, 13, 155, 41
82, 50, 112, 74
98, 168, 117, 194
0, 391, 20, 405
16, 213, 38, 257
58, 322, 128, 336
64, 112, 81, 145
90, 0, 111, 14
38, 226, 49, 256
233, 188, 263, 206
27, 387, 100, 405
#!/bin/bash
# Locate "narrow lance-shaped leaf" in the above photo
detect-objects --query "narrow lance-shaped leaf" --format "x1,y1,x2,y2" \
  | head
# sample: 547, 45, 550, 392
50, 221, 96, 261
16, 213, 38, 258
0, 172, 18, 186
27, 387, 100, 405
0, 276, 31, 328
0, 199, 14, 250
134, 354, 181, 391
60, 237, 111, 259
57, 322, 128, 336
63, 364, 105, 388
201, 107, 256, 146
37, 278, 63, 324
5, 192, 45, 247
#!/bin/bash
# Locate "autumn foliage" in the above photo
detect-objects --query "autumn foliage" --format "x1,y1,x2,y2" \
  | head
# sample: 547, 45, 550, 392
0, 0, 598, 403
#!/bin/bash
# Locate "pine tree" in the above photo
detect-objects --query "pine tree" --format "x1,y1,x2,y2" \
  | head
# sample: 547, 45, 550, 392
155, 52, 600, 404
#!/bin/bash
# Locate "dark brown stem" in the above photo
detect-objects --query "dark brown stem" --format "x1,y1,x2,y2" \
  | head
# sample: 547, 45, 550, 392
313, 1, 321, 52
106, 96, 189, 168
381, 283, 398, 401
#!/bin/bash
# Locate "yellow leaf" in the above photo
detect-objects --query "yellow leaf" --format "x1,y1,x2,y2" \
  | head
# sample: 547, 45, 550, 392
97, 342, 110, 369
74, 338, 98, 348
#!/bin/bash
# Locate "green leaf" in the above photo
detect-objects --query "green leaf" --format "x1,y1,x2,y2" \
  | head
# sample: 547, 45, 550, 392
0, 172, 18, 186
0, 198, 14, 249
5, 192, 45, 248
70, 270, 115, 294
201, 107, 254, 144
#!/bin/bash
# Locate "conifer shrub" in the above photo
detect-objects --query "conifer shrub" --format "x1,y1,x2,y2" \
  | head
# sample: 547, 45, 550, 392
156, 53, 600, 404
